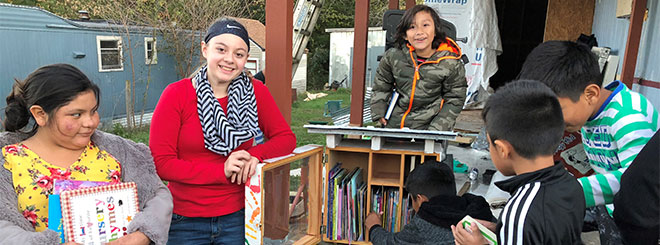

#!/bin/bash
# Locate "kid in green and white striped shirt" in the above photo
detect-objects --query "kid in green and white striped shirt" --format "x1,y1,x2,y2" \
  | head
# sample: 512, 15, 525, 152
517, 41, 659, 210
581, 80, 658, 207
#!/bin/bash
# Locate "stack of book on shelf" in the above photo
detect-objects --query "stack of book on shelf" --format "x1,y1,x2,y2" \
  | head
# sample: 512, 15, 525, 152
327, 164, 367, 241
371, 187, 399, 232
400, 193, 414, 229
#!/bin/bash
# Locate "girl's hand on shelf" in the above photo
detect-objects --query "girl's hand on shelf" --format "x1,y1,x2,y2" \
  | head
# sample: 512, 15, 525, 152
226, 150, 250, 182
240, 156, 259, 185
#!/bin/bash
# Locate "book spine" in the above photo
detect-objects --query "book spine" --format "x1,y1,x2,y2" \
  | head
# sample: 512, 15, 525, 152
327, 175, 335, 239
337, 185, 342, 240
48, 194, 64, 243
333, 178, 339, 240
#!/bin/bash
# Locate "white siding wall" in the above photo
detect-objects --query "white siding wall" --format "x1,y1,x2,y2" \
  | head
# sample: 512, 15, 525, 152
248, 41, 263, 71
292, 54, 307, 94
327, 27, 386, 89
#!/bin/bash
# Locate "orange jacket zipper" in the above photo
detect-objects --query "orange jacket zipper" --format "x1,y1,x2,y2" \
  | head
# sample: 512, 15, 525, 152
399, 38, 463, 129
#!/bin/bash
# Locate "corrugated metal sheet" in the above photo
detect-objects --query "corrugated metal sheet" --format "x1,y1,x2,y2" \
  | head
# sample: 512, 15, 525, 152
593, 0, 660, 80
592, 0, 634, 75
635, 0, 659, 81
0, 3, 187, 124
592, 0, 660, 109
331, 89, 372, 126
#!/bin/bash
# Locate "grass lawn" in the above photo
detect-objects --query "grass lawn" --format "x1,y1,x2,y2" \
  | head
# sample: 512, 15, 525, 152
109, 123, 151, 145
291, 88, 351, 147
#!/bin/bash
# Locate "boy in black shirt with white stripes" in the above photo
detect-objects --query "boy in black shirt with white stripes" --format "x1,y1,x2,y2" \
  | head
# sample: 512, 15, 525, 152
452, 80, 585, 244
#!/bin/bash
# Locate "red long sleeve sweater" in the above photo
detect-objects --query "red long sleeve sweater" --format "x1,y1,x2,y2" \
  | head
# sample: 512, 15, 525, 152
149, 78, 296, 217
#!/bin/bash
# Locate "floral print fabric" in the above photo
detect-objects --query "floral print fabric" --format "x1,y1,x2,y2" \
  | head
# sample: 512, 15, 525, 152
2, 142, 121, 232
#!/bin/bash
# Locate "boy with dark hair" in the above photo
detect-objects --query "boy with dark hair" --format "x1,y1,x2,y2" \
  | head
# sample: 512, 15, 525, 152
518, 40, 659, 210
452, 80, 585, 244
366, 160, 494, 245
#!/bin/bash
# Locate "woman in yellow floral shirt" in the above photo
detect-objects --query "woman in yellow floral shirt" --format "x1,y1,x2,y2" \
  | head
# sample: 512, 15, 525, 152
3, 142, 121, 231
0, 64, 173, 245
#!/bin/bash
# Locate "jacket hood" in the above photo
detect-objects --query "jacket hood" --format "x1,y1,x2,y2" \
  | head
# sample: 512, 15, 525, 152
416, 193, 494, 229
406, 37, 463, 61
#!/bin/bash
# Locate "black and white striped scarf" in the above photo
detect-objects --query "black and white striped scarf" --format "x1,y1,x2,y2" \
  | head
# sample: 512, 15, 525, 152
195, 65, 260, 156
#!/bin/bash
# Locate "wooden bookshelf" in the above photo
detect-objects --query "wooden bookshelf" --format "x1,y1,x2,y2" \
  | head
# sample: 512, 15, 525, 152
323, 143, 441, 243
254, 146, 325, 245
256, 126, 450, 244
370, 177, 400, 187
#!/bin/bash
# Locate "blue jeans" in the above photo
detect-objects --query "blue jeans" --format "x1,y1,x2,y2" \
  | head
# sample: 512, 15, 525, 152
167, 209, 245, 245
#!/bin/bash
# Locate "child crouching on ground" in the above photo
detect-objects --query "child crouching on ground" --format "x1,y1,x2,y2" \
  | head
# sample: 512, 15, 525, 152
366, 160, 495, 244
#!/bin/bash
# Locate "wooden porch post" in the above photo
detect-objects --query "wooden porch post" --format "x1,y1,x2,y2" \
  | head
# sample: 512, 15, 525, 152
349, 0, 370, 126
266, 0, 293, 123
405, 0, 416, 9
263, 0, 293, 240
620, 0, 647, 89
389, 0, 399, 10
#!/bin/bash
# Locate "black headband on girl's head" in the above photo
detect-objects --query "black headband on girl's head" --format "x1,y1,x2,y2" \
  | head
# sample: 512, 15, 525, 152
204, 18, 250, 52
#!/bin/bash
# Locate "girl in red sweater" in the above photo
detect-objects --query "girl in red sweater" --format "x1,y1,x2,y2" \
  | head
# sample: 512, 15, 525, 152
149, 18, 296, 244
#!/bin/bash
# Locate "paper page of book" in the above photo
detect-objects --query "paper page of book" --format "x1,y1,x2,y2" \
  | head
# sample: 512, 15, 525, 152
61, 182, 138, 244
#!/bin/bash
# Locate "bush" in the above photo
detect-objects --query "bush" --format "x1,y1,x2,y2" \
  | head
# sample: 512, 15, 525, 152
307, 48, 330, 90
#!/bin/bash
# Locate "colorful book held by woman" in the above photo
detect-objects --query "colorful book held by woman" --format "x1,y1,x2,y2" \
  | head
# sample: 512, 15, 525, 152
59, 182, 139, 243
48, 179, 112, 242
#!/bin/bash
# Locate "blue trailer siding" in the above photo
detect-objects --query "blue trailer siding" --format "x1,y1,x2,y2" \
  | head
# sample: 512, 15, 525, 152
0, 4, 187, 125
0, 3, 71, 30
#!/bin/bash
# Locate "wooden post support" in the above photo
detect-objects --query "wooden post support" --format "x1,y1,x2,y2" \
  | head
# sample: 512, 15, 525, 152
326, 134, 342, 148
305, 153, 322, 238
350, 0, 370, 126
435, 142, 445, 161
620, 0, 647, 89
405, 0, 416, 9
388, 0, 399, 10
371, 136, 384, 151
424, 139, 434, 154
266, 0, 294, 123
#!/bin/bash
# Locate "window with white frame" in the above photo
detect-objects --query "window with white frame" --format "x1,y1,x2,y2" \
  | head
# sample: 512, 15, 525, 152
245, 58, 259, 76
96, 36, 123, 72
144, 37, 157, 65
